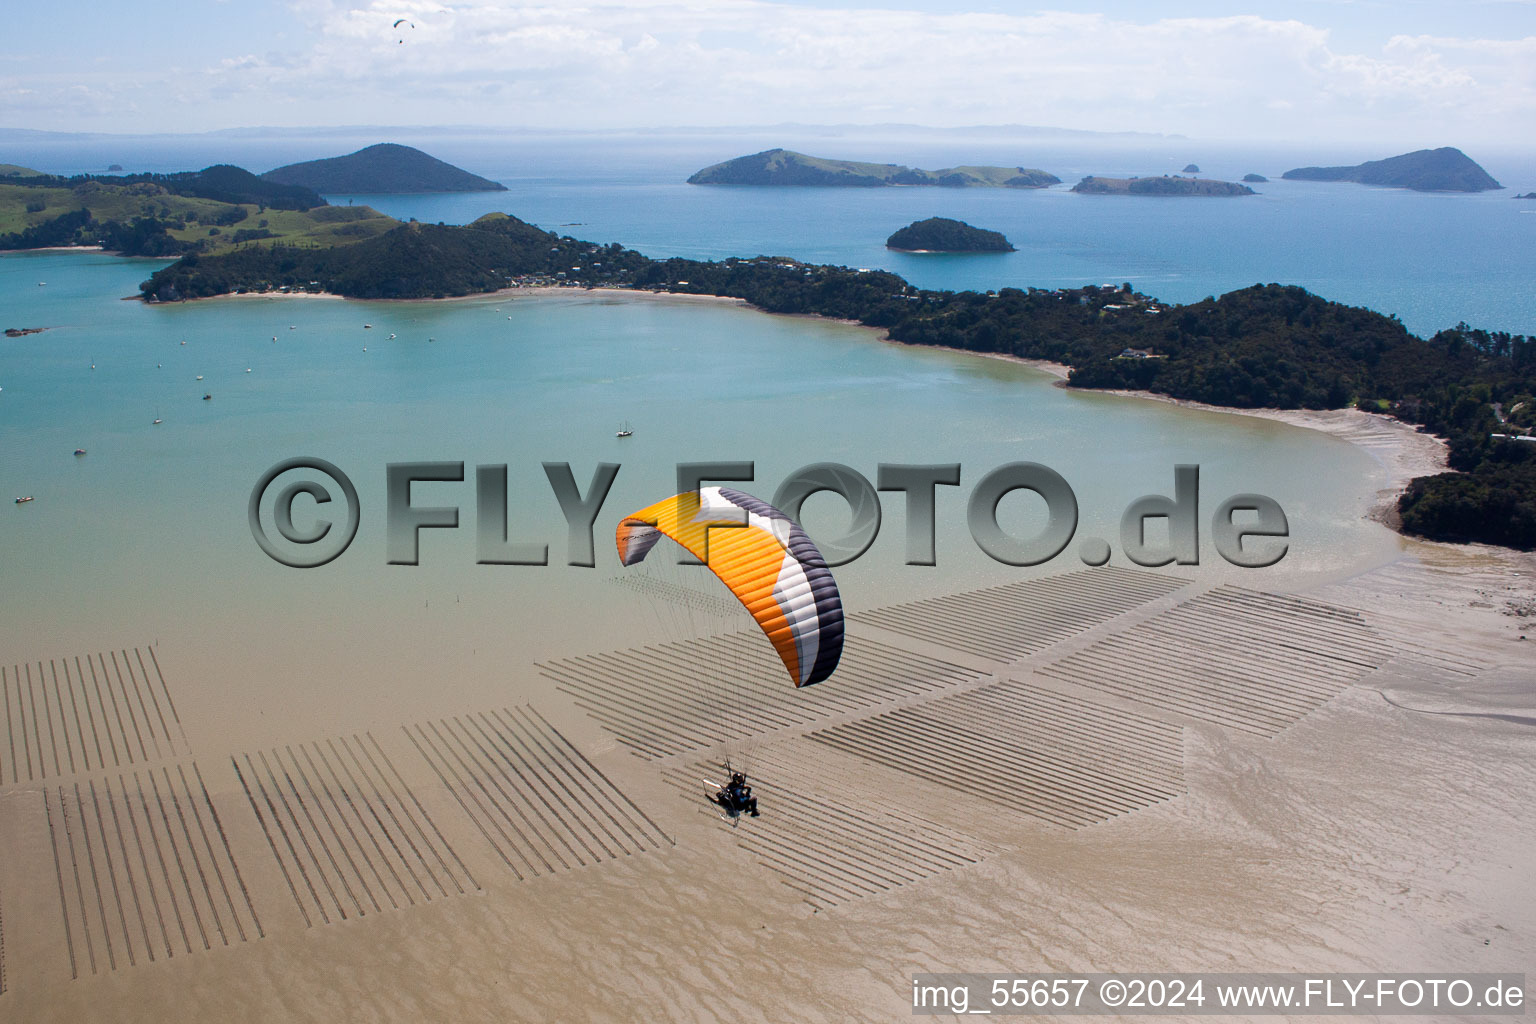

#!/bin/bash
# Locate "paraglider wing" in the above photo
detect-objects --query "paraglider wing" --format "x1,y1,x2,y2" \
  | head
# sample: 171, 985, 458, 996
616, 487, 844, 687
393, 18, 412, 27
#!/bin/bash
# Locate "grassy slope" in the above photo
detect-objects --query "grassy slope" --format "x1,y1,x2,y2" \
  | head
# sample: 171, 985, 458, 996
934, 165, 1056, 186
260, 143, 506, 193
765, 150, 897, 177
1072, 176, 1254, 196
0, 183, 397, 252
697, 150, 1057, 187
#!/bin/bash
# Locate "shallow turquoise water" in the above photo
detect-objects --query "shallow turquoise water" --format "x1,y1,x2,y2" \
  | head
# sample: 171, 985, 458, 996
2, 249, 1398, 697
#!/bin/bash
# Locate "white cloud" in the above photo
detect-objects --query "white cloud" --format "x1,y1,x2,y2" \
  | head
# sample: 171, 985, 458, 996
2, 2, 1531, 143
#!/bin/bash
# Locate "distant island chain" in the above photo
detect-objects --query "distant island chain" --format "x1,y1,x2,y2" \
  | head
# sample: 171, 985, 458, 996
1, 142, 1529, 552
686, 146, 1502, 194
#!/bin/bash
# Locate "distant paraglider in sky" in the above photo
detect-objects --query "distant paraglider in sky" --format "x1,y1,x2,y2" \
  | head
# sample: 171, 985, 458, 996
393, 18, 414, 44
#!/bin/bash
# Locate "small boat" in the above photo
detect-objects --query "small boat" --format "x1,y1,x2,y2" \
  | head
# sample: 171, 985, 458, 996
16, 495, 34, 503
616, 421, 634, 438
202, 393, 212, 400
153, 418, 162, 425
245, 368, 252, 373
37, 282, 45, 286
195, 375, 203, 380
74, 448, 86, 456
363, 324, 373, 329
180, 340, 186, 345
289, 325, 297, 330
388, 333, 396, 340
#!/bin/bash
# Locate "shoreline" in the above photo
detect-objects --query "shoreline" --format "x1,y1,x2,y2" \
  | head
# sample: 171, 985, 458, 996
883, 338, 1451, 532
155, 281, 1453, 545
157, 283, 750, 308
4, 244, 107, 253
1078, 388, 1448, 529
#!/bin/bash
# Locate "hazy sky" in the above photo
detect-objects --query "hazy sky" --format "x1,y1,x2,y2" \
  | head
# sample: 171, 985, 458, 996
3, 1, 1533, 144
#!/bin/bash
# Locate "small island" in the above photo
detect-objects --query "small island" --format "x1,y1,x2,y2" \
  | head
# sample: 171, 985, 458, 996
134, 220, 1536, 549
262, 143, 507, 194
1516, 193, 1536, 199
1282, 147, 1501, 192
1071, 175, 1254, 196
687, 149, 1060, 188
4, 326, 48, 338
1243, 173, 1268, 183
1182, 163, 1200, 173
886, 217, 1013, 252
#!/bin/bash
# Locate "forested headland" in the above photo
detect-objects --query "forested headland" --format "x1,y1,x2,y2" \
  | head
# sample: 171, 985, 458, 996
135, 211, 1535, 549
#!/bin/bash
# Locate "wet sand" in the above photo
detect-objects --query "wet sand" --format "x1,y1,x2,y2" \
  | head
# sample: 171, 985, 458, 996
1, 294, 1532, 1023
0, 545, 1530, 1024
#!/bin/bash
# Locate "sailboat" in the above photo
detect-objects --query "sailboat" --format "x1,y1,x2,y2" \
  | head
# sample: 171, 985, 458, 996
615, 420, 634, 438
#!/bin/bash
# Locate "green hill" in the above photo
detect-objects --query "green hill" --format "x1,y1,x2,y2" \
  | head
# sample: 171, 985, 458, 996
886, 217, 1013, 252
164, 164, 324, 208
0, 171, 392, 257
687, 149, 1059, 188
1282, 147, 1501, 192
262, 143, 507, 194
134, 211, 1535, 552
0, 163, 43, 178
1071, 175, 1254, 196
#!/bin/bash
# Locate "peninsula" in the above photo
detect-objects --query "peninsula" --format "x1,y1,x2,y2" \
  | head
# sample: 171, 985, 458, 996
1282, 147, 1501, 192
1071, 175, 1254, 196
0, 161, 397, 257
262, 143, 507, 194
886, 217, 1013, 252
687, 149, 1060, 188
136, 214, 1533, 551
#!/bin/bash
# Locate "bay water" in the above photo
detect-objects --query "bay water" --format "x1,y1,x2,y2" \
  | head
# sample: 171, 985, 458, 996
3, 126, 1525, 741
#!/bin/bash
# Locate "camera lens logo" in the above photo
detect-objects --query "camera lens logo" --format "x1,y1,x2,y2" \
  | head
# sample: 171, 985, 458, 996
248, 457, 360, 568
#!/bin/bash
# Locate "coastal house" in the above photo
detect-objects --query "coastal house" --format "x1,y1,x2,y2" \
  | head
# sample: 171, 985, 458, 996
1116, 347, 1159, 359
